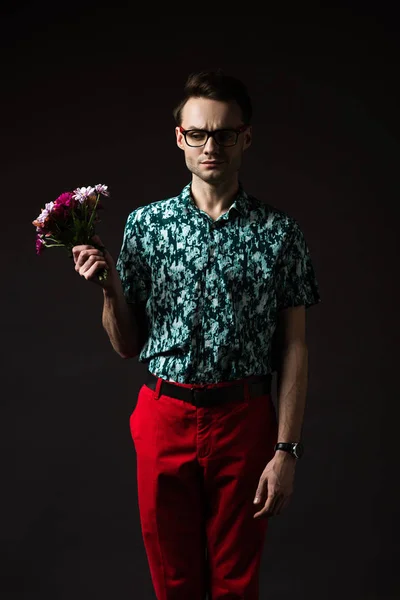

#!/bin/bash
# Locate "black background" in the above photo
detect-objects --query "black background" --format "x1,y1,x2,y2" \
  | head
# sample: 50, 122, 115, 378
1, 3, 399, 599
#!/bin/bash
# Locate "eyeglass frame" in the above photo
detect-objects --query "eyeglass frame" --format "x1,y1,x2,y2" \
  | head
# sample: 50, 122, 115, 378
178, 124, 249, 147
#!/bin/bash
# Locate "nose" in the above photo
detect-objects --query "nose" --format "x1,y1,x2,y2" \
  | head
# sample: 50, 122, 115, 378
203, 135, 219, 154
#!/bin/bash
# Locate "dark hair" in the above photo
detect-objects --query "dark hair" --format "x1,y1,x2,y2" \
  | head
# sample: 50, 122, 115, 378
172, 69, 252, 126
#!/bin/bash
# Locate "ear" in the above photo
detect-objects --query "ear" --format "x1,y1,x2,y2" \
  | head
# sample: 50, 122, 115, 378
175, 126, 185, 151
243, 125, 252, 151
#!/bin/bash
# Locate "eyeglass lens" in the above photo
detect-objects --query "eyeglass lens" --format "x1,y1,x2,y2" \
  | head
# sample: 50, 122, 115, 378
185, 130, 237, 147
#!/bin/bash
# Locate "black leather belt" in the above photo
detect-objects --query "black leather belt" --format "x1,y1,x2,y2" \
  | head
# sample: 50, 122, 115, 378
145, 371, 272, 408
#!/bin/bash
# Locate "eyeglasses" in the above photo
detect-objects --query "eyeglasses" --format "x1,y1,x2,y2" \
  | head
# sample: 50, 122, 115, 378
179, 125, 249, 147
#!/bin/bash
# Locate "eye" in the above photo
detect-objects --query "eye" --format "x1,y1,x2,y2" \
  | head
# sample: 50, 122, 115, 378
216, 130, 236, 142
187, 131, 206, 140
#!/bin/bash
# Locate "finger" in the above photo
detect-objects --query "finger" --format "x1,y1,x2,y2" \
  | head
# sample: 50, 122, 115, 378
91, 235, 106, 252
275, 496, 287, 515
76, 253, 98, 275
72, 247, 82, 264
90, 237, 108, 258
82, 253, 105, 274
75, 249, 102, 271
265, 492, 279, 513
72, 246, 91, 265
72, 244, 93, 257
254, 495, 279, 519
83, 259, 108, 281
278, 495, 291, 514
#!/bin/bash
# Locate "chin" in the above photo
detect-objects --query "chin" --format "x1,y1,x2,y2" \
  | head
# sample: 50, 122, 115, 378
189, 164, 229, 185
203, 173, 226, 184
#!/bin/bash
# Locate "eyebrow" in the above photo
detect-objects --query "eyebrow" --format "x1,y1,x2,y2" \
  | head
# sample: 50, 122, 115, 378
185, 125, 234, 130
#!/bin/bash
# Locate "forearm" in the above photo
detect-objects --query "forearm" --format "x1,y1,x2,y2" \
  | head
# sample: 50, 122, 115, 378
102, 283, 139, 358
275, 340, 308, 444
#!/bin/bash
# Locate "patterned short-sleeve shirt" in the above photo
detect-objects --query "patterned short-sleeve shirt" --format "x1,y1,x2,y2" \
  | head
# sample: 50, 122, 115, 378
115, 181, 321, 384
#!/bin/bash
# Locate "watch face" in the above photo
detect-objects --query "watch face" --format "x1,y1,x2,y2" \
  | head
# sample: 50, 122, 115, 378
294, 443, 304, 458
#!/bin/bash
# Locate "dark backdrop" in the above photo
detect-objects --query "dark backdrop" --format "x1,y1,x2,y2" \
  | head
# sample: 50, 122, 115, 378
1, 4, 399, 599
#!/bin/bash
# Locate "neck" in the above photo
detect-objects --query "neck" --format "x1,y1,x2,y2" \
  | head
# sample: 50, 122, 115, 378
190, 175, 240, 217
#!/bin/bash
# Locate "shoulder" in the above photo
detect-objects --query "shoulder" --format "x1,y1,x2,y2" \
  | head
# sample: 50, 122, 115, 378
122, 191, 180, 235
247, 194, 302, 242
126, 191, 182, 228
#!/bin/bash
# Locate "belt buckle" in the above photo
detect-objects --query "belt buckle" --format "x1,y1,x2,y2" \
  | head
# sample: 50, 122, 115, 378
191, 386, 207, 407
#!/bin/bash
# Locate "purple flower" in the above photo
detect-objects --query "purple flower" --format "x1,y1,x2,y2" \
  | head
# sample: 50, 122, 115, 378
34, 202, 54, 225
94, 184, 110, 197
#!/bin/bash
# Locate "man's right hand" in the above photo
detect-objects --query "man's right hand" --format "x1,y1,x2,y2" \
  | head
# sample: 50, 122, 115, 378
72, 235, 119, 291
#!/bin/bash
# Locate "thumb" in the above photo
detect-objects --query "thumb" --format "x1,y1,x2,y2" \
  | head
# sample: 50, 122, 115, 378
91, 235, 107, 254
254, 490, 262, 504
91, 235, 114, 267
91, 234, 103, 245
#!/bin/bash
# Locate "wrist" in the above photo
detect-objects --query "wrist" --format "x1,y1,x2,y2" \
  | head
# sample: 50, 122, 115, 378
275, 449, 296, 461
102, 277, 123, 299
103, 286, 118, 298
274, 441, 304, 460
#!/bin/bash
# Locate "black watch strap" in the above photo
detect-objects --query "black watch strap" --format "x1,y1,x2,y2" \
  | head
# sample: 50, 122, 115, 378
274, 442, 304, 459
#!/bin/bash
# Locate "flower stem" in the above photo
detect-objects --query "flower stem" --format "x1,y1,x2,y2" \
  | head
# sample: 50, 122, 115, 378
87, 193, 100, 236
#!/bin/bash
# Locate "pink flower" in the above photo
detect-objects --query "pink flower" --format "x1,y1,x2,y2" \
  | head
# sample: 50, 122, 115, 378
53, 191, 75, 219
33, 183, 110, 271
36, 235, 45, 255
54, 191, 74, 208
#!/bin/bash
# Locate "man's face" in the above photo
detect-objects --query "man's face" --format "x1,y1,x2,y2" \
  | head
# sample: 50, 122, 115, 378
175, 97, 252, 185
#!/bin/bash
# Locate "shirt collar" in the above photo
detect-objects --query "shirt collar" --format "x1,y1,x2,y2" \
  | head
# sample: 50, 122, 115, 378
178, 180, 252, 218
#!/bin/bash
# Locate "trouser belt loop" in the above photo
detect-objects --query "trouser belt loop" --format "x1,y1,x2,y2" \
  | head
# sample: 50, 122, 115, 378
153, 376, 163, 401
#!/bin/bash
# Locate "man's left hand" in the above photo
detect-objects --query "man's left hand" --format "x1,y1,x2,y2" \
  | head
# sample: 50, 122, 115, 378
253, 452, 297, 519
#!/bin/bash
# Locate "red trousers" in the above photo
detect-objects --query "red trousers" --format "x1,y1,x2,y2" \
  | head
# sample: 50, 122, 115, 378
130, 373, 278, 600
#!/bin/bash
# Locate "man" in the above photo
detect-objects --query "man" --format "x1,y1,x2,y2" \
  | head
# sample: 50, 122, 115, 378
72, 69, 321, 600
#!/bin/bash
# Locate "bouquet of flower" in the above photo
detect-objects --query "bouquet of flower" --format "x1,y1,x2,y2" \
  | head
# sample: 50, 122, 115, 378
32, 184, 110, 281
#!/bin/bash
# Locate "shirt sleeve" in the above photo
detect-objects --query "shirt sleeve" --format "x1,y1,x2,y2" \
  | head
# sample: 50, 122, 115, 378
275, 219, 321, 311
115, 209, 151, 305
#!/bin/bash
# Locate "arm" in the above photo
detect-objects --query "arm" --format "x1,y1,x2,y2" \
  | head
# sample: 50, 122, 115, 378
274, 305, 308, 460
253, 305, 308, 518
102, 280, 144, 359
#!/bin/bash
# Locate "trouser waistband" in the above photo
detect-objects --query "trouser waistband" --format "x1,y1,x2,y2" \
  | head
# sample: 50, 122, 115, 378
144, 371, 272, 408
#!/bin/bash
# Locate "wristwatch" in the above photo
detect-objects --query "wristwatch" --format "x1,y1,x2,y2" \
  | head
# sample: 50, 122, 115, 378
274, 442, 304, 459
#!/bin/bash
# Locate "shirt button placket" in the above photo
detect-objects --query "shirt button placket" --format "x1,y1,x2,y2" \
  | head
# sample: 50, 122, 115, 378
209, 221, 216, 263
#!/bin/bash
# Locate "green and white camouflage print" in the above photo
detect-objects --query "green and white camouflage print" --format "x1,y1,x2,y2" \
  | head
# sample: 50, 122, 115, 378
115, 181, 321, 384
